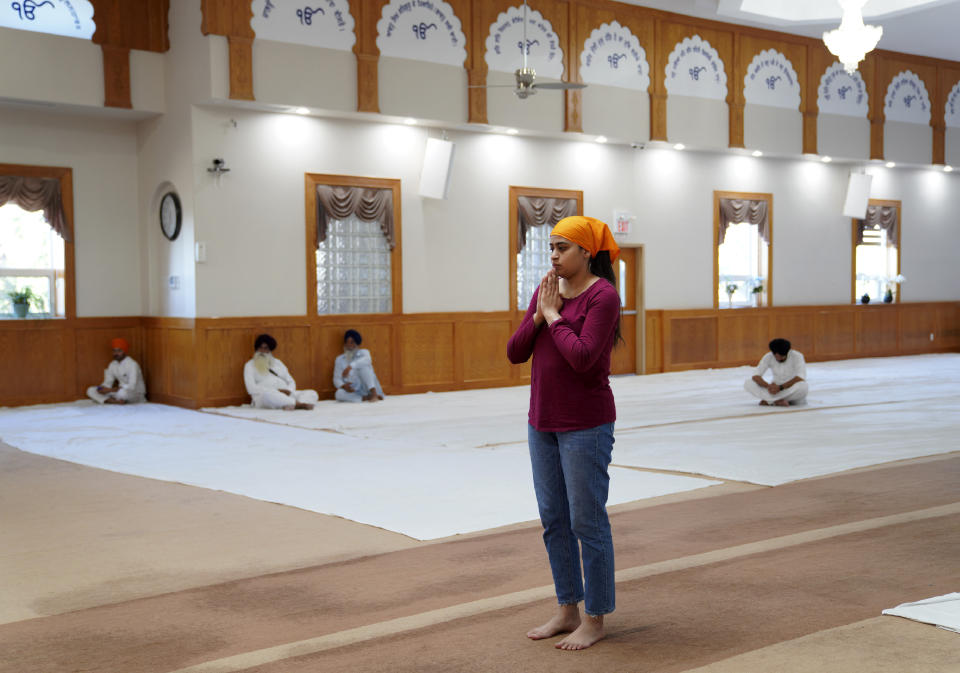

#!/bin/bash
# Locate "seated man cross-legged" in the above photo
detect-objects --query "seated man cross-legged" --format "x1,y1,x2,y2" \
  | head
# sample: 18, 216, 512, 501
86, 337, 147, 405
744, 337, 808, 407
243, 333, 319, 410
334, 329, 384, 403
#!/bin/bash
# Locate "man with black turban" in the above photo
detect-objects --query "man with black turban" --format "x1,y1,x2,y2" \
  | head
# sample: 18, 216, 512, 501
333, 329, 384, 402
243, 333, 319, 410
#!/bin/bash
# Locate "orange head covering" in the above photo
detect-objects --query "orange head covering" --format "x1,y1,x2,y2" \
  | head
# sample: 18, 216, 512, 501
111, 338, 129, 352
550, 216, 620, 262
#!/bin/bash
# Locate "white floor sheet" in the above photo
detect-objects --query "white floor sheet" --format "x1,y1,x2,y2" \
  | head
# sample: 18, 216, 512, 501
2, 354, 957, 538
0, 402, 713, 540
883, 593, 960, 634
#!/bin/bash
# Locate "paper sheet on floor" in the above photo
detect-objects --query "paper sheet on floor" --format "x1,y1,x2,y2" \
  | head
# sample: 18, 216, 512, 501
883, 593, 960, 634
0, 402, 715, 540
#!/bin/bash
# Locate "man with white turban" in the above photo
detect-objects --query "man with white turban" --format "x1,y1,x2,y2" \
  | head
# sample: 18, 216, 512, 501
333, 329, 384, 402
86, 337, 147, 404
243, 333, 319, 410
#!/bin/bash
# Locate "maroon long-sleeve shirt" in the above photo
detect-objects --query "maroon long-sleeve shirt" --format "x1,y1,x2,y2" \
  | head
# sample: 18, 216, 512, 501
507, 279, 620, 432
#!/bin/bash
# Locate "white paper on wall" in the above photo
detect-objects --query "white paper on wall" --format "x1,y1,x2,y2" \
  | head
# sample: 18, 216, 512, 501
251, 0, 356, 51
579, 21, 649, 91
484, 5, 563, 79
375, 0, 466, 66
945, 80, 960, 128
884, 70, 931, 124
664, 36, 727, 100
743, 49, 800, 109
0, 0, 94, 39
818, 62, 868, 118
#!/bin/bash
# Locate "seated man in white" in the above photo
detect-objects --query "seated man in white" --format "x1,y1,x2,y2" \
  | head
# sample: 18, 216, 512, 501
86, 337, 146, 405
334, 329, 384, 403
244, 333, 318, 410
744, 337, 808, 407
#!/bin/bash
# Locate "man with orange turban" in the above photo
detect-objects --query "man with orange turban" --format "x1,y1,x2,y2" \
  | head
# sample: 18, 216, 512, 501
86, 337, 146, 405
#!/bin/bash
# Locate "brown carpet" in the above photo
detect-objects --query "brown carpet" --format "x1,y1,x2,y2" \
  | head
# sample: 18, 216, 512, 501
1, 455, 957, 673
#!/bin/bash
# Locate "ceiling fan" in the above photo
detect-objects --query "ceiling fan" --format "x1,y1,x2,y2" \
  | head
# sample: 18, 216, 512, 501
472, 0, 586, 99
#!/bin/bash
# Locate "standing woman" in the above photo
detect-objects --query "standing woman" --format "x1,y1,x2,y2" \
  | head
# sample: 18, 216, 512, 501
507, 215, 622, 650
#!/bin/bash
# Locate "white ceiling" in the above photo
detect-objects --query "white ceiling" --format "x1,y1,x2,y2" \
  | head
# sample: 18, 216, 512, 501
616, 0, 960, 62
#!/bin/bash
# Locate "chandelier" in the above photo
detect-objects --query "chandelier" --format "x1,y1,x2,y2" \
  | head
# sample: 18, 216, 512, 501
822, 0, 883, 74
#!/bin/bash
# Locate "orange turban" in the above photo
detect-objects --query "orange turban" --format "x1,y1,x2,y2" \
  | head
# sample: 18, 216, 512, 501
111, 338, 129, 352
550, 216, 620, 262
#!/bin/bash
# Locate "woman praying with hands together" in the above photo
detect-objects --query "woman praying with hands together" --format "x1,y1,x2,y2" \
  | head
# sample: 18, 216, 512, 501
507, 216, 622, 650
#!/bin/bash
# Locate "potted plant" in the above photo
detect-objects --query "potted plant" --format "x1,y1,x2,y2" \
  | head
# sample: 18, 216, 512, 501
751, 279, 764, 307
724, 281, 738, 308
7, 287, 44, 318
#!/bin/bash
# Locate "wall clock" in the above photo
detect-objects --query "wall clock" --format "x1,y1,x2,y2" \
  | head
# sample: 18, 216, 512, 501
159, 191, 182, 241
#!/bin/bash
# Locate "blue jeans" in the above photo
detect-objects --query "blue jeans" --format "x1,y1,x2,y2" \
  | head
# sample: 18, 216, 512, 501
527, 422, 615, 616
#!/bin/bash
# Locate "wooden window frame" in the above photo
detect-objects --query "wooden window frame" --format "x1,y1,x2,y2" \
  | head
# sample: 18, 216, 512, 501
508, 185, 583, 313
0, 163, 75, 320
851, 198, 901, 305
713, 190, 773, 309
304, 173, 403, 316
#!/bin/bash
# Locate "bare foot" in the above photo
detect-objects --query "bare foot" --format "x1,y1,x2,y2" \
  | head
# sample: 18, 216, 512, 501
527, 606, 580, 640
759, 400, 770, 406
556, 614, 605, 650
774, 399, 790, 407
294, 402, 314, 410
363, 390, 380, 402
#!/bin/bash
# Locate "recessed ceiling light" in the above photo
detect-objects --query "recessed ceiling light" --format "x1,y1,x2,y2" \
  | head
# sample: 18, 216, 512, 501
403, 118, 417, 125
821, 156, 832, 163
506, 128, 519, 135
674, 143, 685, 150
944, 165, 954, 172
595, 135, 608, 143
293, 107, 309, 115
751, 150, 763, 157
885, 161, 896, 168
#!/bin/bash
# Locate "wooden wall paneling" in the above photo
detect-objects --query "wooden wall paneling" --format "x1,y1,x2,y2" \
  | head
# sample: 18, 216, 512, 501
862, 52, 884, 160
816, 308, 856, 356
805, 43, 835, 154
610, 314, 637, 374
316, 320, 395, 396
91, 0, 170, 52
201, 0, 255, 101
101, 45, 132, 108
458, 317, 513, 383
0, 322, 72, 403
900, 304, 940, 352
167, 327, 198, 404
398, 320, 455, 387
649, 17, 667, 140
938, 304, 960, 348
664, 313, 717, 370
351, 0, 386, 113
644, 310, 663, 373
467, 0, 488, 123
717, 310, 768, 364
770, 309, 817, 360
855, 306, 899, 355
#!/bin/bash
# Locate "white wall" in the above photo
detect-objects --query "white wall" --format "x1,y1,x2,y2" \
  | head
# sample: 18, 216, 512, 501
0, 28, 103, 108
0, 107, 142, 317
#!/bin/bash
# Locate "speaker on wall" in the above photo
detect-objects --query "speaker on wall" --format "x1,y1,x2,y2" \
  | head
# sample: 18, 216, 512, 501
842, 172, 872, 219
418, 137, 455, 200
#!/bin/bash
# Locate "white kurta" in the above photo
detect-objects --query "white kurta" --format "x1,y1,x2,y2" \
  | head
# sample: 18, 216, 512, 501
333, 348, 384, 403
243, 357, 319, 409
744, 350, 808, 404
86, 357, 146, 404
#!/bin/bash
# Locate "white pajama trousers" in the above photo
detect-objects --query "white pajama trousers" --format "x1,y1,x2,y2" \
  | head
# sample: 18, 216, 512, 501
744, 379, 808, 405
86, 386, 146, 404
252, 389, 319, 409
335, 362, 381, 403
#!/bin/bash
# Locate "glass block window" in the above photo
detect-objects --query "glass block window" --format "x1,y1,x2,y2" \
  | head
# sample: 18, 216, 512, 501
517, 223, 552, 310
316, 214, 392, 314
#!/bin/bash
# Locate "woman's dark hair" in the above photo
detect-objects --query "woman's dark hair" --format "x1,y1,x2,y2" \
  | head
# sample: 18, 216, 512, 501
589, 250, 624, 346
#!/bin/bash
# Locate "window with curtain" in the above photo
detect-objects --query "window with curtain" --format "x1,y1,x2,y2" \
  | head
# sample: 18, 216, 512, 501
309, 178, 401, 316
853, 203, 900, 303
515, 194, 579, 310
715, 194, 771, 308
0, 173, 71, 318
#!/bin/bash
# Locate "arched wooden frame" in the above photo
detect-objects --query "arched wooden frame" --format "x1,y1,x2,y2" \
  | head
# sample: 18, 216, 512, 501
712, 190, 773, 309
851, 198, 902, 305
304, 173, 403, 316
0, 163, 75, 320
508, 185, 583, 313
